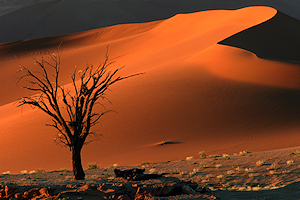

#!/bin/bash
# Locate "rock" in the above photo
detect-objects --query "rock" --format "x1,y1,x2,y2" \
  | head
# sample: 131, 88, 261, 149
117, 194, 133, 200
114, 168, 145, 178
14, 192, 21, 199
0, 176, 218, 199
22, 188, 40, 199
196, 186, 212, 194
4, 183, 18, 198
37, 187, 54, 198
182, 185, 197, 194
0, 188, 5, 198
114, 168, 162, 181
136, 182, 183, 197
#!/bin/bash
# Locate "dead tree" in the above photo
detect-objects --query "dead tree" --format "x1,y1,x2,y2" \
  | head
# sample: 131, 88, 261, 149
16, 47, 142, 180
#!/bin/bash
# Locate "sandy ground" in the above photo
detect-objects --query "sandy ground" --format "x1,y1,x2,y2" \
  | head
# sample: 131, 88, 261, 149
2, 146, 300, 199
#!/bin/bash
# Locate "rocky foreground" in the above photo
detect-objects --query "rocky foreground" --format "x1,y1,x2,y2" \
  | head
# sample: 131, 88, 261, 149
3, 146, 300, 199
0, 176, 218, 200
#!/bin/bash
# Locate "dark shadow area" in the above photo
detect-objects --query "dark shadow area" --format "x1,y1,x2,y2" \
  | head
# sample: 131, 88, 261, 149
216, 181, 300, 200
218, 11, 300, 63
158, 141, 182, 146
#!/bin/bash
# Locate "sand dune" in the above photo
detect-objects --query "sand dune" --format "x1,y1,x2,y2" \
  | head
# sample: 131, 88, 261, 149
1, 0, 300, 43
1, 6, 300, 174
219, 11, 300, 63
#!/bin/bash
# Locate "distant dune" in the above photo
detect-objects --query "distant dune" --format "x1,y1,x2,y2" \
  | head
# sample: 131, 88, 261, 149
1, 0, 300, 43
1, 6, 300, 174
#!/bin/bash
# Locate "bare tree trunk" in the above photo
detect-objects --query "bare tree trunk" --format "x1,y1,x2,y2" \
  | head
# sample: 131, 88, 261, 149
71, 145, 85, 180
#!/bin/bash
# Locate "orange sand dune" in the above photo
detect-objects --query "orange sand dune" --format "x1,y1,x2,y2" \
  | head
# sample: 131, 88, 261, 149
1, 6, 300, 173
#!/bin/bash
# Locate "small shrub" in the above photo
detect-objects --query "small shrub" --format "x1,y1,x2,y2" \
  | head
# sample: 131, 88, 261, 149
239, 150, 251, 156
88, 163, 98, 170
199, 151, 207, 159
244, 168, 253, 173
158, 170, 166, 175
206, 174, 214, 178
171, 169, 180, 174
36, 169, 45, 173
160, 141, 166, 145
209, 154, 221, 159
246, 183, 260, 187
269, 170, 275, 175
216, 174, 223, 179
142, 161, 150, 165
186, 156, 193, 161
199, 162, 208, 168
108, 164, 118, 168
215, 164, 222, 168
227, 170, 234, 175
222, 182, 231, 188
2, 171, 11, 175
256, 160, 264, 166
217, 174, 226, 180
60, 168, 70, 172
222, 154, 229, 158
287, 160, 294, 166
189, 169, 199, 176
235, 167, 242, 172
91, 175, 99, 179
180, 171, 188, 176
267, 163, 278, 170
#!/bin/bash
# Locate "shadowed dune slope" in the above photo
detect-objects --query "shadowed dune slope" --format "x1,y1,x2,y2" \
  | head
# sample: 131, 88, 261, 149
218, 11, 300, 63
1, 6, 300, 173
1, 0, 300, 43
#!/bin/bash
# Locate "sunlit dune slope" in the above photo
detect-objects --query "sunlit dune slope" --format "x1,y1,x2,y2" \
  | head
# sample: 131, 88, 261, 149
1, 6, 300, 173
218, 11, 300, 63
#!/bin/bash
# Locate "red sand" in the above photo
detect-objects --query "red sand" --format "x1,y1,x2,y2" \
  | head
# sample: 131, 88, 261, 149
1, 6, 300, 173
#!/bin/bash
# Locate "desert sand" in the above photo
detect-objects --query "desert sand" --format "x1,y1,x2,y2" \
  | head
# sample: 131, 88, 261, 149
1, 4, 300, 199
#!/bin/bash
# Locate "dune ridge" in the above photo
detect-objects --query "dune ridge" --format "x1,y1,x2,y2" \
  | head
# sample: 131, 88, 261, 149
218, 11, 300, 63
1, 0, 300, 43
1, 6, 300, 174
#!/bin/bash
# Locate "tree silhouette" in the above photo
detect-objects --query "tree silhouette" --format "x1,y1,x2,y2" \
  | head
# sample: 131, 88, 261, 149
16, 47, 142, 180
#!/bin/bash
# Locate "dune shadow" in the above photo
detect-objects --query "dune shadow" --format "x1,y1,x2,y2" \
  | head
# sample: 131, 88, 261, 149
157, 141, 182, 146
218, 11, 300, 64
215, 181, 300, 200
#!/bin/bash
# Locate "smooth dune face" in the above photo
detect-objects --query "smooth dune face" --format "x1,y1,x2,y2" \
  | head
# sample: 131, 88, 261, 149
1, 6, 300, 173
